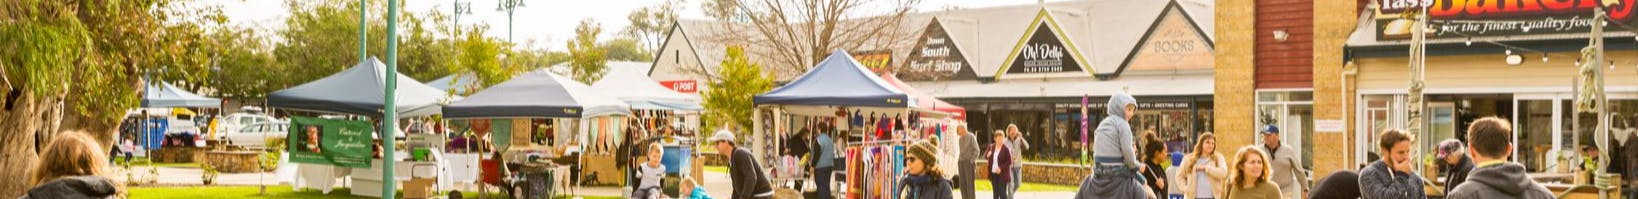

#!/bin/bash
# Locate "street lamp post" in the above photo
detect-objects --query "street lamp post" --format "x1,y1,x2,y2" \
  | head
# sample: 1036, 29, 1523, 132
382, 0, 400, 198
497, 0, 525, 43
358, 0, 368, 62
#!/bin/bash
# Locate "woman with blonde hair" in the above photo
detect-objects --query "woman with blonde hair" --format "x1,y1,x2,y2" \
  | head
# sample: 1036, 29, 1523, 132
1225, 146, 1281, 199
1179, 133, 1228, 199
23, 131, 120, 198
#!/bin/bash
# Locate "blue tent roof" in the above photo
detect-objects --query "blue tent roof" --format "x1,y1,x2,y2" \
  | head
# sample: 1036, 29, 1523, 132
754, 51, 910, 107
267, 57, 449, 118
143, 82, 221, 108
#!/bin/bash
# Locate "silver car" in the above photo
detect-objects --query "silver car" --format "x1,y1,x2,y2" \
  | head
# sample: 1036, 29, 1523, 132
221, 122, 289, 148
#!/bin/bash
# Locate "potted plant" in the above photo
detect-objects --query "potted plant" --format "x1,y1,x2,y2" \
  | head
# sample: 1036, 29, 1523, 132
201, 164, 219, 185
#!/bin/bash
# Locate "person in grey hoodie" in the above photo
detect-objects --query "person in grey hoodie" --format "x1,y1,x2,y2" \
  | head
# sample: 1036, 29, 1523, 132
956, 125, 980, 199
1447, 117, 1554, 199
1074, 92, 1154, 199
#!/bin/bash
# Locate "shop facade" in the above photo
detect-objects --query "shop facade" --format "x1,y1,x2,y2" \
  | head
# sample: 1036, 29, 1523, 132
1344, 0, 1638, 192
646, 0, 1218, 161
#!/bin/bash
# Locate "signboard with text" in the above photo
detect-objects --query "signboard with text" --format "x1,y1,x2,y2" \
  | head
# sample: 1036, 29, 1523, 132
851, 50, 894, 73
902, 19, 977, 81
1373, 0, 1637, 40
1126, 7, 1214, 71
287, 117, 374, 168
659, 80, 698, 93
1007, 22, 1084, 74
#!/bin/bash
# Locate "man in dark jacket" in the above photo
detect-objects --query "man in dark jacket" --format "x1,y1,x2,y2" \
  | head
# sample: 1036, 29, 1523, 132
1448, 117, 1554, 199
712, 129, 775, 199
1359, 129, 1425, 199
784, 127, 811, 189
1436, 139, 1475, 195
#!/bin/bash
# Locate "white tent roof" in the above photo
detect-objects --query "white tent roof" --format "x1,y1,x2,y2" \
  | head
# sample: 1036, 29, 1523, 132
592, 63, 702, 111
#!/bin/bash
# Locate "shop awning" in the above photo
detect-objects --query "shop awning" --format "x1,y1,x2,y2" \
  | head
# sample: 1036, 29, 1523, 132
444, 70, 630, 119
880, 72, 966, 119
754, 51, 912, 108
267, 57, 449, 118
591, 65, 702, 111
905, 74, 1214, 99
142, 82, 221, 108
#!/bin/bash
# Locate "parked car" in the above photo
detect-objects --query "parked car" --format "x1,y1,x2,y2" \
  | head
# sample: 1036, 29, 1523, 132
220, 122, 289, 148
220, 112, 282, 135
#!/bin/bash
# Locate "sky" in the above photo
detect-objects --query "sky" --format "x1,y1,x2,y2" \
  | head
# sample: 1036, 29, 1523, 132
203, 0, 1058, 51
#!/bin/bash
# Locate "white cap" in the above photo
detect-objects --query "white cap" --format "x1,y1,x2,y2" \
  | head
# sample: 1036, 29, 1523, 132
709, 129, 736, 144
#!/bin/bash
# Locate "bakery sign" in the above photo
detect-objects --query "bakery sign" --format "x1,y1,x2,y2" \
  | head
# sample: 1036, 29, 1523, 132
1373, 0, 1636, 40
902, 19, 977, 81
850, 50, 893, 73
1006, 22, 1084, 74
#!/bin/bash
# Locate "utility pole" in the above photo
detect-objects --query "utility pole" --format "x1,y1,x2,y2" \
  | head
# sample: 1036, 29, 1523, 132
382, 0, 400, 197
358, 0, 368, 62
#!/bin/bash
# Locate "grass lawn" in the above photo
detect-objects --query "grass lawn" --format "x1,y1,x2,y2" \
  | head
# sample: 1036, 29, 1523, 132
703, 166, 1077, 192
128, 185, 622, 199
116, 157, 199, 168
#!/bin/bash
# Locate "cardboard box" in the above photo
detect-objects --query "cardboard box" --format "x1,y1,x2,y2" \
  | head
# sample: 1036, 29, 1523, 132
402, 178, 437, 199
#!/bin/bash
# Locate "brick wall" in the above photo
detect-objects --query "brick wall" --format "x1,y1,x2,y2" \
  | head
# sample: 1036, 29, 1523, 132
1311, 0, 1360, 183
1215, 0, 1259, 151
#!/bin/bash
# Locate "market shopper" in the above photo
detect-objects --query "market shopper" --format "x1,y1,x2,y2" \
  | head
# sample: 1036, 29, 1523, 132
1309, 171, 1362, 199
811, 124, 836, 199
1435, 139, 1474, 195
1359, 129, 1426, 199
1446, 117, 1554, 199
22, 132, 120, 199
1260, 125, 1309, 199
1004, 124, 1028, 197
1073, 92, 1154, 199
956, 125, 980, 199
1224, 146, 1280, 199
784, 126, 811, 189
1179, 133, 1227, 199
710, 129, 775, 199
897, 140, 954, 199
1140, 132, 1169, 196
988, 132, 1013, 199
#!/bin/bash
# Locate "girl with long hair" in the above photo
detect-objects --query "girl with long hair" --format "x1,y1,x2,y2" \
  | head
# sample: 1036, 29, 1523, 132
1225, 146, 1281, 199
1179, 133, 1228, 199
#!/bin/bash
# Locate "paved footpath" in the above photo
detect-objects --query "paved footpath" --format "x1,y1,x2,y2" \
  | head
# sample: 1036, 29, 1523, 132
119, 166, 1075, 198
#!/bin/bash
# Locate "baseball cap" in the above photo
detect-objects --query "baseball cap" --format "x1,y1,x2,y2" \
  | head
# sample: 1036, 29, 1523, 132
709, 129, 736, 144
1261, 125, 1280, 134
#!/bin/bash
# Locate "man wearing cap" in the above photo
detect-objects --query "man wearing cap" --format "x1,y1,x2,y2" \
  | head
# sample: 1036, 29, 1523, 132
712, 129, 775, 199
1436, 139, 1474, 195
1261, 125, 1309, 199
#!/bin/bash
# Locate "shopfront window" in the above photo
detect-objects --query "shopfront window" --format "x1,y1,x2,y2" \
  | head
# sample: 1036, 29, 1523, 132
1258, 91, 1314, 168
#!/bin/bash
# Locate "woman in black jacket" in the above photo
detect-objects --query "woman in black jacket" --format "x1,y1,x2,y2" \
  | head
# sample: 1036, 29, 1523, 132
898, 140, 954, 199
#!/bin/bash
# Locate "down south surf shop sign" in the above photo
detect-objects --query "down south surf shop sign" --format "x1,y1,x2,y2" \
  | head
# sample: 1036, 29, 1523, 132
1373, 0, 1638, 40
999, 9, 1093, 77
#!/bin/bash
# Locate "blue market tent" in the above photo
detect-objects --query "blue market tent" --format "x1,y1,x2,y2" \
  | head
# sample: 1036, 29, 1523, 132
143, 82, 221, 108
443, 70, 629, 119
591, 64, 702, 111
267, 57, 449, 118
754, 50, 911, 107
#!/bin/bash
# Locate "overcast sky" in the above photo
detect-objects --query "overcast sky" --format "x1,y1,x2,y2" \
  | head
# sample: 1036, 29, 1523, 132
201, 0, 1058, 51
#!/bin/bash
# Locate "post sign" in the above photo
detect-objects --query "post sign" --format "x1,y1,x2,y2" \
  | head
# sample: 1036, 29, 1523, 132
1373, 0, 1637, 40
288, 117, 374, 168
850, 50, 894, 73
902, 19, 977, 81
1007, 22, 1083, 74
659, 80, 698, 93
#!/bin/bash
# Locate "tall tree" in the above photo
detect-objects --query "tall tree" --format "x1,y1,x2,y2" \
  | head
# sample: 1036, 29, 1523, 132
566, 19, 607, 84
701, 46, 773, 136
700, 0, 921, 78
206, 25, 281, 99
624, 0, 679, 54
0, 0, 218, 195
601, 37, 653, 62
273, 0, 455, 85
452, 27, 513, 93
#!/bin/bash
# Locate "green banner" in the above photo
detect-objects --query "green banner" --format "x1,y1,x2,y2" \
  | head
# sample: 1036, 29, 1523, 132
287, 117, 374, 168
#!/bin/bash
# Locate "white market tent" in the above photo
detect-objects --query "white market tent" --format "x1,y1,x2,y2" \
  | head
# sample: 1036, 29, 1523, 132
591, 65, 702, 111
143, 82, 222, 108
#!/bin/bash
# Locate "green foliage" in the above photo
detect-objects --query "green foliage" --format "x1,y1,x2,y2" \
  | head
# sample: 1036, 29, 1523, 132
271, 0, 454, 88
625, 0, 679, 53
566, 19, 608, 84
601, 37, 653, 62
207, 26, 281, 99
702, 46, 774, 135
453, 27, 513, 89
